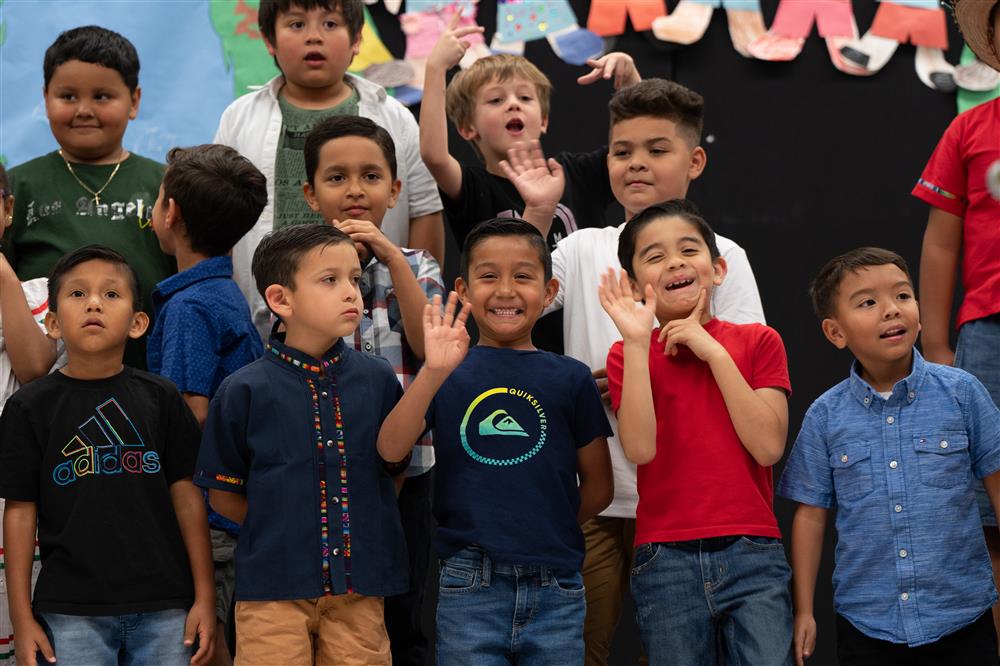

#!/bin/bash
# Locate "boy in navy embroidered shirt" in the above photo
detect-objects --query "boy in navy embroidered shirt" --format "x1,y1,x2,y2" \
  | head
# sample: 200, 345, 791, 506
779, 248, 1000, 665
146, 143, 266, 666
377, 218, 613, 665
0, 245, 215, 666
301, 115, 443, 664
194, 224, 407, 665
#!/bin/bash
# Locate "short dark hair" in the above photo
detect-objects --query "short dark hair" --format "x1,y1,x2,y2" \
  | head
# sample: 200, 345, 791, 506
810, 247, 913, 320
617, 200, 719, 279
252, 223, 354, 301
460, 218, 551, 282
609, 79, 704, 147
47, 245, 141, 312
162, 145, 267, 256
304, 116, 397, 186
43, 26, 140, 93
258, 0, 364, 48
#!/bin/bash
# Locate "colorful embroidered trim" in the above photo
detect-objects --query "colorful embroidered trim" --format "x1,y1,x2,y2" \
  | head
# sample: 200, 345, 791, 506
267, 344, 322, 373
322, 354, 352, 594
214, 473, 245, 487
307, 378, 334, 595
916, 178, 959, 200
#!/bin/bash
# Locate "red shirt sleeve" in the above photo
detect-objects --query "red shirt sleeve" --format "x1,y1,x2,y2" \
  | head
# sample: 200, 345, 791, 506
912, 114, 968, 218
606, 340, 625, 413
750, 326, 792, 395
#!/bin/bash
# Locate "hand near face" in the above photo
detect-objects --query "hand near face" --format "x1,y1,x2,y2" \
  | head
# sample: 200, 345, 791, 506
498, 140, 565, 210
658, 288, 723, 361
598, 268, 656, 344
423, 292, 472, 374
333, 219, 401, 265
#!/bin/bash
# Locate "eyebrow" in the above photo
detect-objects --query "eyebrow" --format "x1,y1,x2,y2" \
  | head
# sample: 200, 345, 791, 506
846, 280, 913, 302
612, 136, 673, 147
322, 162, 385, 172
638, 235, 703, 258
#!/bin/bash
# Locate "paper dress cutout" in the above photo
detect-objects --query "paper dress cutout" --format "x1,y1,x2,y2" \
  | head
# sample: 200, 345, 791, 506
492, 0, 604, 66
650, 0, 766, 58
748, 0, 856, 62
401, 0, 490, 91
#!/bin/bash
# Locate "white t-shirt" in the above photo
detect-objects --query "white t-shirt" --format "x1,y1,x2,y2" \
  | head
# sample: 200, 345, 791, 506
0, 277, 61, 413
549, 223, 766, 518
214, 74, 443, 340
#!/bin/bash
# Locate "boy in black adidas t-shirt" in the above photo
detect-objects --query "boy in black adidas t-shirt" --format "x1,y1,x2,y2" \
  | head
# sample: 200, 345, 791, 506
0, 246, 215, 665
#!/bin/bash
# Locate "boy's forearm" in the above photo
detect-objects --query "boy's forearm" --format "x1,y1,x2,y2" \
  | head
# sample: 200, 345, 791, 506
519, 203, 555, 239
576, 439, 613, 524
919, 208, 962, 358
408, 213, 445, 268
983, 472, 1000, 519
3, 501, 38, 626
707, 351, 787, 467
385, 253, 432, 361
377, 366, 449, 463
419, 66, 462, 200
0, 259, 57, 384
791, 505, 828, 617
616, 342, 657, 465
170, 480, 215, 604
208, 489, 247, 525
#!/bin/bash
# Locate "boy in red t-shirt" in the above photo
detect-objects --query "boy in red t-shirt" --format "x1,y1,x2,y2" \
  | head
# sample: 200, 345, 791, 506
913, 97, 1000, 636
600, 199, 793, 665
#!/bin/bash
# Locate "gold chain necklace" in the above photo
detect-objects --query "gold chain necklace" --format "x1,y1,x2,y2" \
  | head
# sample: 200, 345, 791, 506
58, 149, 125, 207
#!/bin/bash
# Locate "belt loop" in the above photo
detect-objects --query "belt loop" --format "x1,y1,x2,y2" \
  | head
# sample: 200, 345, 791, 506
481, 551, 492, 588
540, 566, 550, 587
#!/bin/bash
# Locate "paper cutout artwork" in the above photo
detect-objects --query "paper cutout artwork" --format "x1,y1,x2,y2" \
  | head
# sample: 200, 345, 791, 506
650, 0, 766, 58
588, 0, 667, 37
492, 0, 604, 66
838, 1, 955, 93
351, 5, 415, 90
748, 0, 855, 62
401, 0, 490, 90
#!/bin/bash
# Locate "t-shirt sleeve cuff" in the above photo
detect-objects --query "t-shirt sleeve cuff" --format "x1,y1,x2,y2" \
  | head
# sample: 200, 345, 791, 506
775, 482, 834, 509
911, 182, 966, 218
973, 450, 1000, 480
194, 471, 248, 494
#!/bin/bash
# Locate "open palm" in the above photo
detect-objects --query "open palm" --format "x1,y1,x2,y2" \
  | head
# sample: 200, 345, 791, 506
424, 292, 471, 373
498, 140, 565, 209
598, 268, 656, 342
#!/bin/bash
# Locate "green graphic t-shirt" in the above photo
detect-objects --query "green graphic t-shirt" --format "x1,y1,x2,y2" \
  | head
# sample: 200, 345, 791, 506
5, 152, 176, 370
274, 87, 360, 229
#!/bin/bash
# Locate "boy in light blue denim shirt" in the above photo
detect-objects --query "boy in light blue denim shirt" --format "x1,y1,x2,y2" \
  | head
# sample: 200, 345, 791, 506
779, 247, 1000, 666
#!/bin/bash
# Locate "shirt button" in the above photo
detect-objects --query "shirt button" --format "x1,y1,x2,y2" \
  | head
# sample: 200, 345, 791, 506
363, 309, 370, 315
863, 397, 870, 405
841, 454, 849, 463
908, 391, 915, 400
886, 416, 895, 425
900, 592, 909, 601
940, 440, 949, 449
889, 460, 898, 469
894, 504, 902, 513
326, 439, 334, 448
899, 549, 908, 558
332, 547, 340, 556
321, 391, 329, 399
331, 496, 339, 504
365, 343, 373, 351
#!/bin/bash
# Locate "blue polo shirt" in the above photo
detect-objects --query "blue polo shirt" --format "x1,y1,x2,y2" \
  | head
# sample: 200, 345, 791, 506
778, 350, 1000, 646
148, 255, 262, 398
194, 337, 408, 600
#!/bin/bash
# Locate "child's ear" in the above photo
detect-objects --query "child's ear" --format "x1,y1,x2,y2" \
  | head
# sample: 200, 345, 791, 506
303, 182, 321, 213
128, 311, 150, 340
351, 31, 362, 58
540, 115, 549, 135
265, 284, 294, 322
263, 36, 278, 57
542, 276, 559, 308
712, 256, 728, 286
821, 317, 849, 350
165, 197, 182, 232
128, 85, 141, 121
455, 276, 469, 304
457, 124, 480, 142
387, 179, 401, 210
688, 146, 707, 181
628, 275, 644, 302
44, 311, 62, 341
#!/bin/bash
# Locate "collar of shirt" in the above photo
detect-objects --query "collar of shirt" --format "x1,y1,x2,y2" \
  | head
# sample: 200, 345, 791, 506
152, 256, 233, 307
265, 334, 346, 377
847, 348, 926, 409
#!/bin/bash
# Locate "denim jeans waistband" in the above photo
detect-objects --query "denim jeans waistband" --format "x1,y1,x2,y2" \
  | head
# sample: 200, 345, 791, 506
657, 535, 779, 552
443, 547, 569, 586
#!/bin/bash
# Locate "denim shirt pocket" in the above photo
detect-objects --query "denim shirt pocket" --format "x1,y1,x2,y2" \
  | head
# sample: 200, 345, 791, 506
830, 443, 874, 502
914, 431, 970, 489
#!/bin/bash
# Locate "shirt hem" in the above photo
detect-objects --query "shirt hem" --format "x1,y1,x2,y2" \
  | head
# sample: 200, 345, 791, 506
34, 597, 192, 616
838, 596, 997, 647
636, 524, 781, 546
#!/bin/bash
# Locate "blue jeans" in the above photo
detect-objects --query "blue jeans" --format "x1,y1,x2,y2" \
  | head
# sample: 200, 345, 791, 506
955, 314, 1000, 527
38, 608, 192, 666
435, 547, 585, 665
630, 536, 793, 666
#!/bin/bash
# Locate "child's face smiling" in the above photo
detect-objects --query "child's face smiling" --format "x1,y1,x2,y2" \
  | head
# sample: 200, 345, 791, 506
303, 135, 401, 260
608, 115, 706, 220
44, 59, 139, 164
629, 215, 724, 324
822, 264, 920, 379
462, 76, 548, 167
457, 235, 557, 350
45, 260, 146, 358
266, 5, 360, 94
